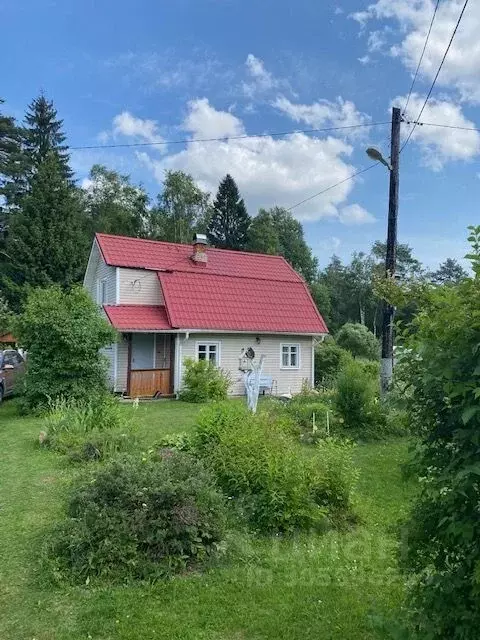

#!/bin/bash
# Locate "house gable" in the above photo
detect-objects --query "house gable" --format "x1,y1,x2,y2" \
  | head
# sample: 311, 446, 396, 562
118, 268, 164, 305
83, 239, 116, 305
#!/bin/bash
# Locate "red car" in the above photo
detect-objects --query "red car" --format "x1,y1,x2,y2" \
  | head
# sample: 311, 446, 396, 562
0, 349, 25, 403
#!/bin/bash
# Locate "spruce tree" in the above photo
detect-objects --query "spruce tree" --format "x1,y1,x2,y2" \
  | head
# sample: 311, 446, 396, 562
207, 174, 250, 250
430, 257, 467, 286
0, 98, 25, 237
2, 153, 88, 310
24, 93, 72, 180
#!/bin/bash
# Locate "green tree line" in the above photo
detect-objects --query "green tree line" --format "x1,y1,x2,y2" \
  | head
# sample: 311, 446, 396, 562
0, 93, 467, 325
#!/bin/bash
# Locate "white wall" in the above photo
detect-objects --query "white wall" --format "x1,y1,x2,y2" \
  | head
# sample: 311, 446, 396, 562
84, 242, 116, 305
100, 345, 115, 389
119, 268, 163, 304
179, 333, 314, 395
84, 242, 118, 388
116, 338, 129, 393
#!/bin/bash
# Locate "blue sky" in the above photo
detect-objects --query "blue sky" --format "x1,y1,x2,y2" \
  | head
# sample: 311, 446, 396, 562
2, 0, 479, 268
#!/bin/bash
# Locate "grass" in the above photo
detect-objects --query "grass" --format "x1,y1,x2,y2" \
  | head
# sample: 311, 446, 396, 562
0, 398, 414, 640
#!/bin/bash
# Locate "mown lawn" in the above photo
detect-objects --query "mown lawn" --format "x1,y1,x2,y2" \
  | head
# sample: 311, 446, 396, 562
0, 398, 413, 640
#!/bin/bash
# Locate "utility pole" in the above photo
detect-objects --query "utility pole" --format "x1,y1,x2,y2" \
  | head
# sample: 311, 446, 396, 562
380, 106, 401, 396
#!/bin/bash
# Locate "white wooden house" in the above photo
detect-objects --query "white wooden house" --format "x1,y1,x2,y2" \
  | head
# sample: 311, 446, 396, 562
83, 233, 328, 397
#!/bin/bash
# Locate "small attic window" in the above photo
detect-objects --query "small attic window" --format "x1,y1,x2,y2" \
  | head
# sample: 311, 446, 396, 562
97, 278, 108, 305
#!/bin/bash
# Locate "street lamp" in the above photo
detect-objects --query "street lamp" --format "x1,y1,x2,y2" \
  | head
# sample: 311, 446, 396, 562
366, 147, 391, 171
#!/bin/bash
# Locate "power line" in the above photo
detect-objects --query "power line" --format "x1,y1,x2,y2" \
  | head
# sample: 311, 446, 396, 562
409, 119, 480, 133
401, 0, 470, 153
70, 121, 389, 151
283, 114, 480, 212
287, 163, 380, 212
402, 0, 441, 117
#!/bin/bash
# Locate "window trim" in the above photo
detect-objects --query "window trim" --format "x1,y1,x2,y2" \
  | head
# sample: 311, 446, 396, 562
195, 341, 221, 367
280, 343, 301, 370
97, 278, 108, 305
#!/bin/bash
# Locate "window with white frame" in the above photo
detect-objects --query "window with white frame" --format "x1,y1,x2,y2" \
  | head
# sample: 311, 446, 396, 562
281, 343, 300, 369
97, 278, 108, 305
196, 342, 220, 366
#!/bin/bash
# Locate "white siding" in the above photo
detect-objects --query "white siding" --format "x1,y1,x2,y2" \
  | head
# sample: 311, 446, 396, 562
118, 268, 164, 304
83, 243, 117, 388
101, 344, 115, 389
84, 242, 116, 305
180, 333, 314, 395
115, 337, 129, 393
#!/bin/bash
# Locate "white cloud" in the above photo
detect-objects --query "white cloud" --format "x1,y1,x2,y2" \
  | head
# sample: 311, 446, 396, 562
104, 50, 234, 94
273, 96, 371, 138
353, 0, 480, 103
242, 53, 290, 98
393, 93, 480, 169
337, 204, 376, 225
135, 98, 373, 223
113, 111, 164, 144
245, 54, 275, 89
97, 130, 110, 144
183, 98, 244, 138
358, 55, 371, 65
367, 29, 388, 53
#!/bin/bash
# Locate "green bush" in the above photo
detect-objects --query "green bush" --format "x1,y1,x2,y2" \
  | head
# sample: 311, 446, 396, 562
313, 438, 359, 525
192, 402, 356, 533
314, 341, 351, 386
154, 432, 193, 452
14, 286, 117, 411
336, 323, 379, 360
334, 360, 386, 439
285, 395, 336, 443
383, 226, 480, 638
46, 452, 227, 582
356, 358, 380, 379
40, 395, 138, 462
179, 358, 231, 403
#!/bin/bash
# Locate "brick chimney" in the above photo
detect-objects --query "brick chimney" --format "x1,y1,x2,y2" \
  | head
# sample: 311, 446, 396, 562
191, 233, 208, 265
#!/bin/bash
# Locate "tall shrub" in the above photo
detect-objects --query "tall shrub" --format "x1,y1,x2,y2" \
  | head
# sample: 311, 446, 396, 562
314, 341, 351, 385
381, 226, 480, 639
336, 322, 379, 360
14, 286, 116, 411
335, 360, 385, 438
192, 402, 356, 533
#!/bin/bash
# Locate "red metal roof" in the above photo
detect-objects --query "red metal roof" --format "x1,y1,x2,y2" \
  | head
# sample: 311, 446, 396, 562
0, 333, 15, 343
159, 272, 327, 334
97, 234, 327, 335
103, 305, 172, 331
96, 233, 303, 283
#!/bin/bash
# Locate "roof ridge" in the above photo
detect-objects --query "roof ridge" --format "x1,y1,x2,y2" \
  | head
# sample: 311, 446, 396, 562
159, 268, 302, 284
95, 232, 296, 262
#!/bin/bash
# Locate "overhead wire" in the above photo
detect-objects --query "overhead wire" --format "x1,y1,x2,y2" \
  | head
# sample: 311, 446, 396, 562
70, 121, 389, 150
287, 163, 380, 212
401, 0, 470, 153
407, 120, 480, 133
402, 0, 441, 117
